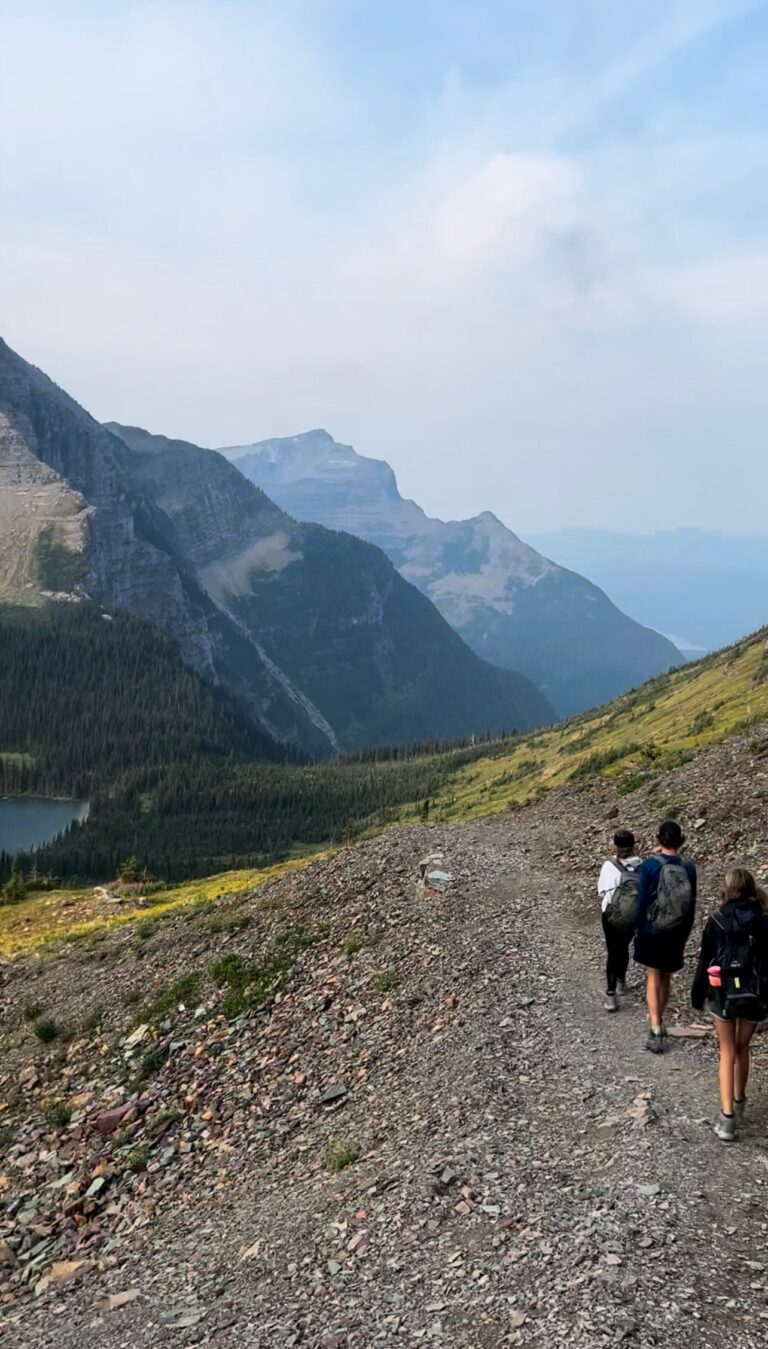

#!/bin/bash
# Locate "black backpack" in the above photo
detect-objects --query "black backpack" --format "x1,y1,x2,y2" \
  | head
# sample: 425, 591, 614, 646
648, 856, 695, 932
712, 903, 768, 1015
604, 860, 641, 929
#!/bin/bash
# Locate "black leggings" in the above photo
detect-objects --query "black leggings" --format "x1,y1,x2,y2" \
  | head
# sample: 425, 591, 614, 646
602, 913, 633, 993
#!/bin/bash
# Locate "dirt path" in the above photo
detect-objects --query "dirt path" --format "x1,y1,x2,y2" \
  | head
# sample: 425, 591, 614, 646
10, 817, 768, 1348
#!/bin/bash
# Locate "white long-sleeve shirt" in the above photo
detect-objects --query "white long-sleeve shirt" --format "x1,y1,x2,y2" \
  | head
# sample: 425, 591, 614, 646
598, 856, 642, 913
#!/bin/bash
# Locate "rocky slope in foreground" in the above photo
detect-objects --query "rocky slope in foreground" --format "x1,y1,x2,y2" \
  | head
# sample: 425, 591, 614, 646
3, 728, 768, 1348
226, 429, 680, 717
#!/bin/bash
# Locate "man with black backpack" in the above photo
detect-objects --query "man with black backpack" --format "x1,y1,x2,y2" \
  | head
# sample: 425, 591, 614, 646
634, 820, 697, 1053
598, 829, 642, 1012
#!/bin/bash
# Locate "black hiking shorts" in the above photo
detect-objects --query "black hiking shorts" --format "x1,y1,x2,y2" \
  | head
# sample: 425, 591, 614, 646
633, 930, 687, 974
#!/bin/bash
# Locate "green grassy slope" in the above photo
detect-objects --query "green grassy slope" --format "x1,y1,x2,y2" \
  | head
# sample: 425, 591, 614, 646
405, 628, 768, 823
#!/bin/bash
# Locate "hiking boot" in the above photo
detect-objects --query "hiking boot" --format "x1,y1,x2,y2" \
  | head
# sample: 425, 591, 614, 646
645, 1030, 664, 1054
616, 979, 627, 996
714, 1111, 736, 1143
604, 992, 618, 1013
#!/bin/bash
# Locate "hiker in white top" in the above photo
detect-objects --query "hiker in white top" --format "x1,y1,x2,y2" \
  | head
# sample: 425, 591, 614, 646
598, 829, 642, 1013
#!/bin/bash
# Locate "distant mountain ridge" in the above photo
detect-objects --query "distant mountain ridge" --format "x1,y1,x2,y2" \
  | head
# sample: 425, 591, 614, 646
526, 527, 768, 656
224, 430, 681, 716
0, 337, 551, 753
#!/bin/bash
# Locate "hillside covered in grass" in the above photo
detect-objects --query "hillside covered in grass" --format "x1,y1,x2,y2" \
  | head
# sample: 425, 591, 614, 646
414, 626, 768, 823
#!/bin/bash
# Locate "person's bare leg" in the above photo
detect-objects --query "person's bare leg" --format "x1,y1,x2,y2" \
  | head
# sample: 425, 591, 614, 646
715, 1018, 737, 1114
646, 969, 663, 1029
735, 1020, 758, 1104
658, 971, 672, 1027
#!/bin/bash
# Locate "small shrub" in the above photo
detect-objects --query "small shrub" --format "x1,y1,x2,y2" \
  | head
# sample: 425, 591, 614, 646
126, 1143, 151, 1173
137, 919, 160, 942
33, 1016, 60, 1044
689, 710, 716, 736
569, 744, 641, 783
118, 856, 143, 883
137, 1045, 168, 1081
342, 934, 363, 958
371, 969, 399, 994
204, 910, 251, 935
145, 973, 200, 1021
276, 924, 321, 955
123, 990, 141, 1008
211, 950, 291, 1020
617, 774, 647, 797
148, 1106, 183, 1131
23, 1002, 43, 1022
324, 1137, 361, 1172
210, 953, 247, 986
43, 1098, 72, 1128
82, 1008, 103, 1034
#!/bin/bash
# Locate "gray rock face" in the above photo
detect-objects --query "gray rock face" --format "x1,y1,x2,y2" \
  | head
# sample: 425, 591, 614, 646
0, 340, 216, 678
226, 431, 681, 716
0, 337, 554, 752
108, 422, 553, 749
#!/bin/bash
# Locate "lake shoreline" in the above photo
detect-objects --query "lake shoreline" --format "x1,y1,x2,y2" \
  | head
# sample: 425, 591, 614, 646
0, 797, 91, 856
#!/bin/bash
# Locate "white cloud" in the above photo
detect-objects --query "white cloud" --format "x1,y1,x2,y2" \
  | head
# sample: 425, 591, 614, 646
1, 1, 766, 532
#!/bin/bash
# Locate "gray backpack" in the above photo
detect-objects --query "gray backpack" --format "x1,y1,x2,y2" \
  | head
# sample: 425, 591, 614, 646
648, 856, 694, 932
605, 860, 641, 929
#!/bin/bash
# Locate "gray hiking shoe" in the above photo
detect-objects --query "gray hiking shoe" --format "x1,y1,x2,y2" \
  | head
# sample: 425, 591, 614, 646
604, 992, 618, 1013
616, 979, 627, 996
645, 1030, 664, 1054
714, 1111, 736, 1143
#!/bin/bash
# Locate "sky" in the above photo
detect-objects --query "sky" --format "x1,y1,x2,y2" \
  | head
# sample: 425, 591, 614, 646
1, 0, 767, 531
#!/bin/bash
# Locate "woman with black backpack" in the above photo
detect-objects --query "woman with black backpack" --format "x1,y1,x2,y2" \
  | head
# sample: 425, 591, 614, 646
691, 868, 768, 1142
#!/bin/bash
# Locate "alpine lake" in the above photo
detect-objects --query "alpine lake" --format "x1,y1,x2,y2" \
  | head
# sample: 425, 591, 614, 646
0, 798, 89, 855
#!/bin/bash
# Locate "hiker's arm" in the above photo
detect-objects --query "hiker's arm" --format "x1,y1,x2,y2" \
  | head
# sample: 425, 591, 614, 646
597, 861, 614, 899
691, 921, 713, 1009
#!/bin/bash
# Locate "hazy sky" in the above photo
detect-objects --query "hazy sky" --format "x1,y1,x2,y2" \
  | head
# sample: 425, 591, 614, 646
2, 1, 766, 531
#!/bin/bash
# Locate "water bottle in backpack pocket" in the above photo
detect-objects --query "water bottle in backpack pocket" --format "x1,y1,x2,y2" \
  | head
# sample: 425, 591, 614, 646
648, 856, 694, 932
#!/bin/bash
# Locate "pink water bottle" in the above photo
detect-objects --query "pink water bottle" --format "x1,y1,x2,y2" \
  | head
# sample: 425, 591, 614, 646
708, 965, 722, 988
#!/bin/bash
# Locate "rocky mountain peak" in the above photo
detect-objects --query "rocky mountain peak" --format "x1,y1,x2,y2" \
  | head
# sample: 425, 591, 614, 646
224, 431, 401, 505
229, 430, 681, 717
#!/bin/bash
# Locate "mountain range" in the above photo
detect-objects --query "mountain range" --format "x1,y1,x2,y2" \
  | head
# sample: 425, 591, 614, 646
526, 528, 768, 657
224, 430, 681, 716
0, 338, 550, 754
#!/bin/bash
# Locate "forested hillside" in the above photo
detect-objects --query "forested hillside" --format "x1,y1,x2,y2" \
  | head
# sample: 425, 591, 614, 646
0, 600, 513, 882
29, 747, 493, 882
8, 605, 768, 889
0, 603, 279, 800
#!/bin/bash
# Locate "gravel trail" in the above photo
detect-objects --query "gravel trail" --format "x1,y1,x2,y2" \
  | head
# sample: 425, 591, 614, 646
7, 798, 768, 1348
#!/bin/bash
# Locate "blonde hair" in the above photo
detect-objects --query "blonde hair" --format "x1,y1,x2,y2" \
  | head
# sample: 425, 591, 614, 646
722, 868, 763, 906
